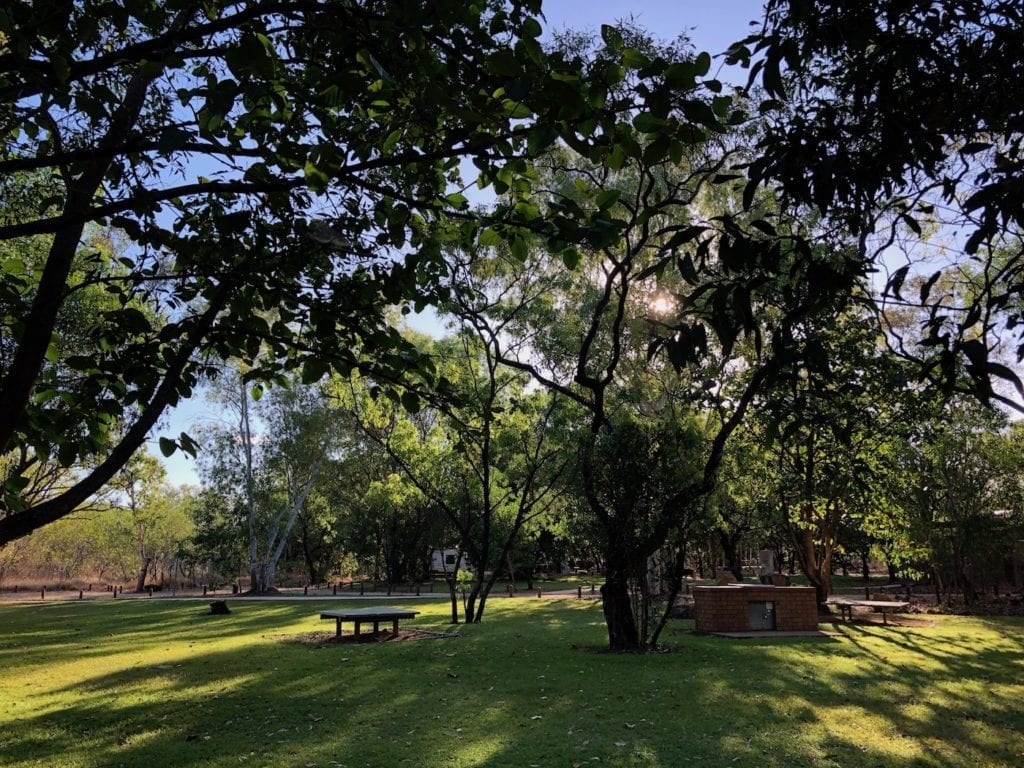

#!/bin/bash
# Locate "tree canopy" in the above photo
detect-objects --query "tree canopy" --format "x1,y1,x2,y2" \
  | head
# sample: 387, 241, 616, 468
737, 0, 1024, 407
0, 0, 717, 543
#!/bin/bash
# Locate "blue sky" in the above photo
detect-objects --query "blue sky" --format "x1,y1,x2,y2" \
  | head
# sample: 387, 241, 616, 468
154, 0, 769, 487
542, 0, 765, 63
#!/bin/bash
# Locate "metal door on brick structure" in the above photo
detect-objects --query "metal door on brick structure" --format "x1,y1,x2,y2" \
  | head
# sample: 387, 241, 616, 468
747, 601, 775, 630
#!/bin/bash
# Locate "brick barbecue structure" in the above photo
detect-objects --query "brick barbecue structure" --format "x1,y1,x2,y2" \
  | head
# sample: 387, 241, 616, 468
693, 584, 819, 632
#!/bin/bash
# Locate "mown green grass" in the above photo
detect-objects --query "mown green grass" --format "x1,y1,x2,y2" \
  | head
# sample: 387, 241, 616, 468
1, 597, 1022, 767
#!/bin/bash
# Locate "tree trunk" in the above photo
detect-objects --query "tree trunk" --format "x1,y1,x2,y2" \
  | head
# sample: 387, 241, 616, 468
719, 531, 744, 583
600, 546, 640, 650
448, 583, 460, 624
601, 576, 639, 650
649, 540, 688, 648
134, 556, 151, 593
301, 518, 318, 584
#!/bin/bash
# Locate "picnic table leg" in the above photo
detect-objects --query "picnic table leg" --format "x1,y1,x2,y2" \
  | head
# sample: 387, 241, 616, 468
335, 618, 342, 638
355, 621, 361, 638
392, 618, 399, 635
882, 609, 889, 625
373, 620, 380, 634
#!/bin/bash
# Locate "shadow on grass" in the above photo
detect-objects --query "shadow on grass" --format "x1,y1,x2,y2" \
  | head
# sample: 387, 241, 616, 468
1, 599, 1023, 767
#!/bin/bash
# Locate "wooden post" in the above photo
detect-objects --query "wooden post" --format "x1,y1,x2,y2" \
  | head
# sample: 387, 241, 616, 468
304, 585, 308, 596
40, 587, 45, 600
537, 588, 542, 598
333, 584, 337, 596
79, 590, 83, 600
203, 585, 207, 596
577, 586, 582, 599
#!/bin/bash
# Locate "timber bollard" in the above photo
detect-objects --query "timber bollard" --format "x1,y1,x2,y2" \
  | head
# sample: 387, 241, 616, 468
537, 588, 542, 598
590, 583, 595, 594
333, 584, 337, 596
113, 586, 117, 598
577, 586, 582, 599
202, 585, 207, 596
40, 587, 45, 600
79, 590, 83, 600
304, 585, 308, 596
360, 584, 364, 596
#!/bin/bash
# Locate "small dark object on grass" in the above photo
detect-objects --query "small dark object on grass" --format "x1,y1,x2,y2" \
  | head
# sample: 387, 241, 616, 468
209, 600, 230, 615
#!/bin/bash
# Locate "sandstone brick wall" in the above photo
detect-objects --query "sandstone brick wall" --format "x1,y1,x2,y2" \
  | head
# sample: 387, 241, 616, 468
693, 585, 819, 632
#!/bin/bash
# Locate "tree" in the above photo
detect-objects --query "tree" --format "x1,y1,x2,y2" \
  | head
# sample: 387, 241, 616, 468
748, 304, 920, 607
482, 74, 861, 648
107, 451, 168, 592
197, 371, 339, 592
1, 0, 673, 543
180, 487, 248, 587
350, 328, 568, 624
737, 0, 1024, 408
886, 399, 1024, 603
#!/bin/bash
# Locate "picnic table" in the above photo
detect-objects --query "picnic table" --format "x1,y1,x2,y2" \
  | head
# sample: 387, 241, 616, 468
832, 599, 909, 625
320, 607, 419, 638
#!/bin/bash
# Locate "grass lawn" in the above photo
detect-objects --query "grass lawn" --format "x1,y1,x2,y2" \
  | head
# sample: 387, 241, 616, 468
1, 597, 1023, 767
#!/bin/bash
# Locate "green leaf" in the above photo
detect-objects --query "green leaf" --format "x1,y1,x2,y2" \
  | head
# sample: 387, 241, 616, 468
45, 338, 59, 363
514, 200, 540, 220
596, 189, 621, 210
301, 358, 329, 383
632, 113, 668, 133
607, 143, 627, 170
664, 62, 696, 87
887, 265, 910, 300
303, 160, 330, 193
502, 99, 533, 119
400, 390, 421, 413
622, 48, 651, 70
510, 236, 528, 262
2, 258, 26, 276
521, 17, 542, 38
601, 24, 624, 50
694, 51, 712, 76
561, 247, 581, 270
445, 193, 469, 210
478, 227, 503, 247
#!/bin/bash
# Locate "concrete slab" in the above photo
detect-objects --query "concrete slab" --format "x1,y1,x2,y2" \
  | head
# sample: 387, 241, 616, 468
710, 629, 840, 639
